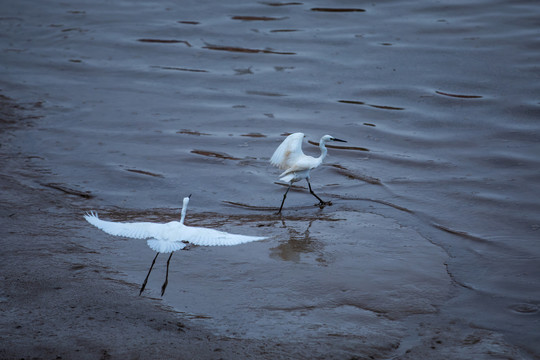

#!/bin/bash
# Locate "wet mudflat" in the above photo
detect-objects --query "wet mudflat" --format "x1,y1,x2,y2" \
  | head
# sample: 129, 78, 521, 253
1, 0, 539, 358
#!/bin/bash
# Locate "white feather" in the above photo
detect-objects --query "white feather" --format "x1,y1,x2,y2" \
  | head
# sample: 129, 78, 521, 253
270, 132, 306, 170
278, 173, 296, 183
181, 226, 266, 246
84, 211, 162, 239
84, 198, 267, 254
270, 133, 346, 184
147, 239, 186, 253
270, 133, 347, 213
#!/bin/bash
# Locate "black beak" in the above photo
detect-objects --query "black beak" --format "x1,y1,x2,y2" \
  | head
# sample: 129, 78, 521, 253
188, 194, 192, 198
332, 138, 347, 143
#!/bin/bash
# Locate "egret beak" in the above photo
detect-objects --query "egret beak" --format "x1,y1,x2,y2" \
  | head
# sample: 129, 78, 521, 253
332, 138, 347, 143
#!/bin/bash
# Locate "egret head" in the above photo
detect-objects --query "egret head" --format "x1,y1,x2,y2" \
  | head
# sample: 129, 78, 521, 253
321, 134, 347, 144
183, 194, 192, 207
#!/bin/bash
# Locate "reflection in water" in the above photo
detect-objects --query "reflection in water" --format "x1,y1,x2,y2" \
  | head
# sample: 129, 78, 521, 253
270, 219, 328, 265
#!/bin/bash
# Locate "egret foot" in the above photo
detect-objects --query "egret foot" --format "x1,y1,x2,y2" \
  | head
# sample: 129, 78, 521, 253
315, 200, 332, 208
161, 281, 168, 297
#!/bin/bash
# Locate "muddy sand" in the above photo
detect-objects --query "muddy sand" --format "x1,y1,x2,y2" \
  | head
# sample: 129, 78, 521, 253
0, 95, 531, 360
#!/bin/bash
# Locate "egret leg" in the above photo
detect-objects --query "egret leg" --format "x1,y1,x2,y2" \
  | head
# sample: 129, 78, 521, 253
307, 179, 330, 206
140, 252, 159, 296
277, 184, 292, 214
161, 252, 174, 297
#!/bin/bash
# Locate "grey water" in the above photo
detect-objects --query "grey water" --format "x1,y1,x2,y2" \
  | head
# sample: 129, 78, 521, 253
2, 0, 539, 357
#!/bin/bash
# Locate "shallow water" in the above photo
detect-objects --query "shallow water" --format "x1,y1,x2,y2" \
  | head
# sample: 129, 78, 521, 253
2, 0, 539, 357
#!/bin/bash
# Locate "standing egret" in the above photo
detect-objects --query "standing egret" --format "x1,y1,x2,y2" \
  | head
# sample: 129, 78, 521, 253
270, 132, 346, 214
84, 195, 266, 296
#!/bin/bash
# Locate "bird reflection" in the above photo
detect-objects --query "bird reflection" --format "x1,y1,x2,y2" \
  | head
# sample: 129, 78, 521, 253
270, 218, 328, 265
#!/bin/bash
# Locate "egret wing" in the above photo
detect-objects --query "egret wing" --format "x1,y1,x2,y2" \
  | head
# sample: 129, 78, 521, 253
183, 225, 266, 246
84, 211, 162, 240
270, 132, 305, 170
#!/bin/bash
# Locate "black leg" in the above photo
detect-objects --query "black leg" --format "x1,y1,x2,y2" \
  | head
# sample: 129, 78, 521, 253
277, 184, 292, 214
161, 252, 174, 297
140, 252, 159, 296
307, 179, 331, 207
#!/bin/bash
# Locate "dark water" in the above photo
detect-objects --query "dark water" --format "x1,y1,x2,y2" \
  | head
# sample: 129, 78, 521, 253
2, 0, 539, 357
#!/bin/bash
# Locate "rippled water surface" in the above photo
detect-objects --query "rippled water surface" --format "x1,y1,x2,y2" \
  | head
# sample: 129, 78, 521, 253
2, 0, 539, 357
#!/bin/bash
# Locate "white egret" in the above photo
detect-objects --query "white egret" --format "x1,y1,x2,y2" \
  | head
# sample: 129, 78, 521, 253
84, 195, 266, 296
270, 132, 346, 214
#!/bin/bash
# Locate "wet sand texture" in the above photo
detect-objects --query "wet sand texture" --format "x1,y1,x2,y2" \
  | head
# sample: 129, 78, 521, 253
1, 0, 539, 358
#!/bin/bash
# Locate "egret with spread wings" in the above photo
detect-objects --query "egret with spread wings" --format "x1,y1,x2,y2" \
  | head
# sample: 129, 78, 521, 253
84, 195, 266, 296
270, 132, 346, 214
